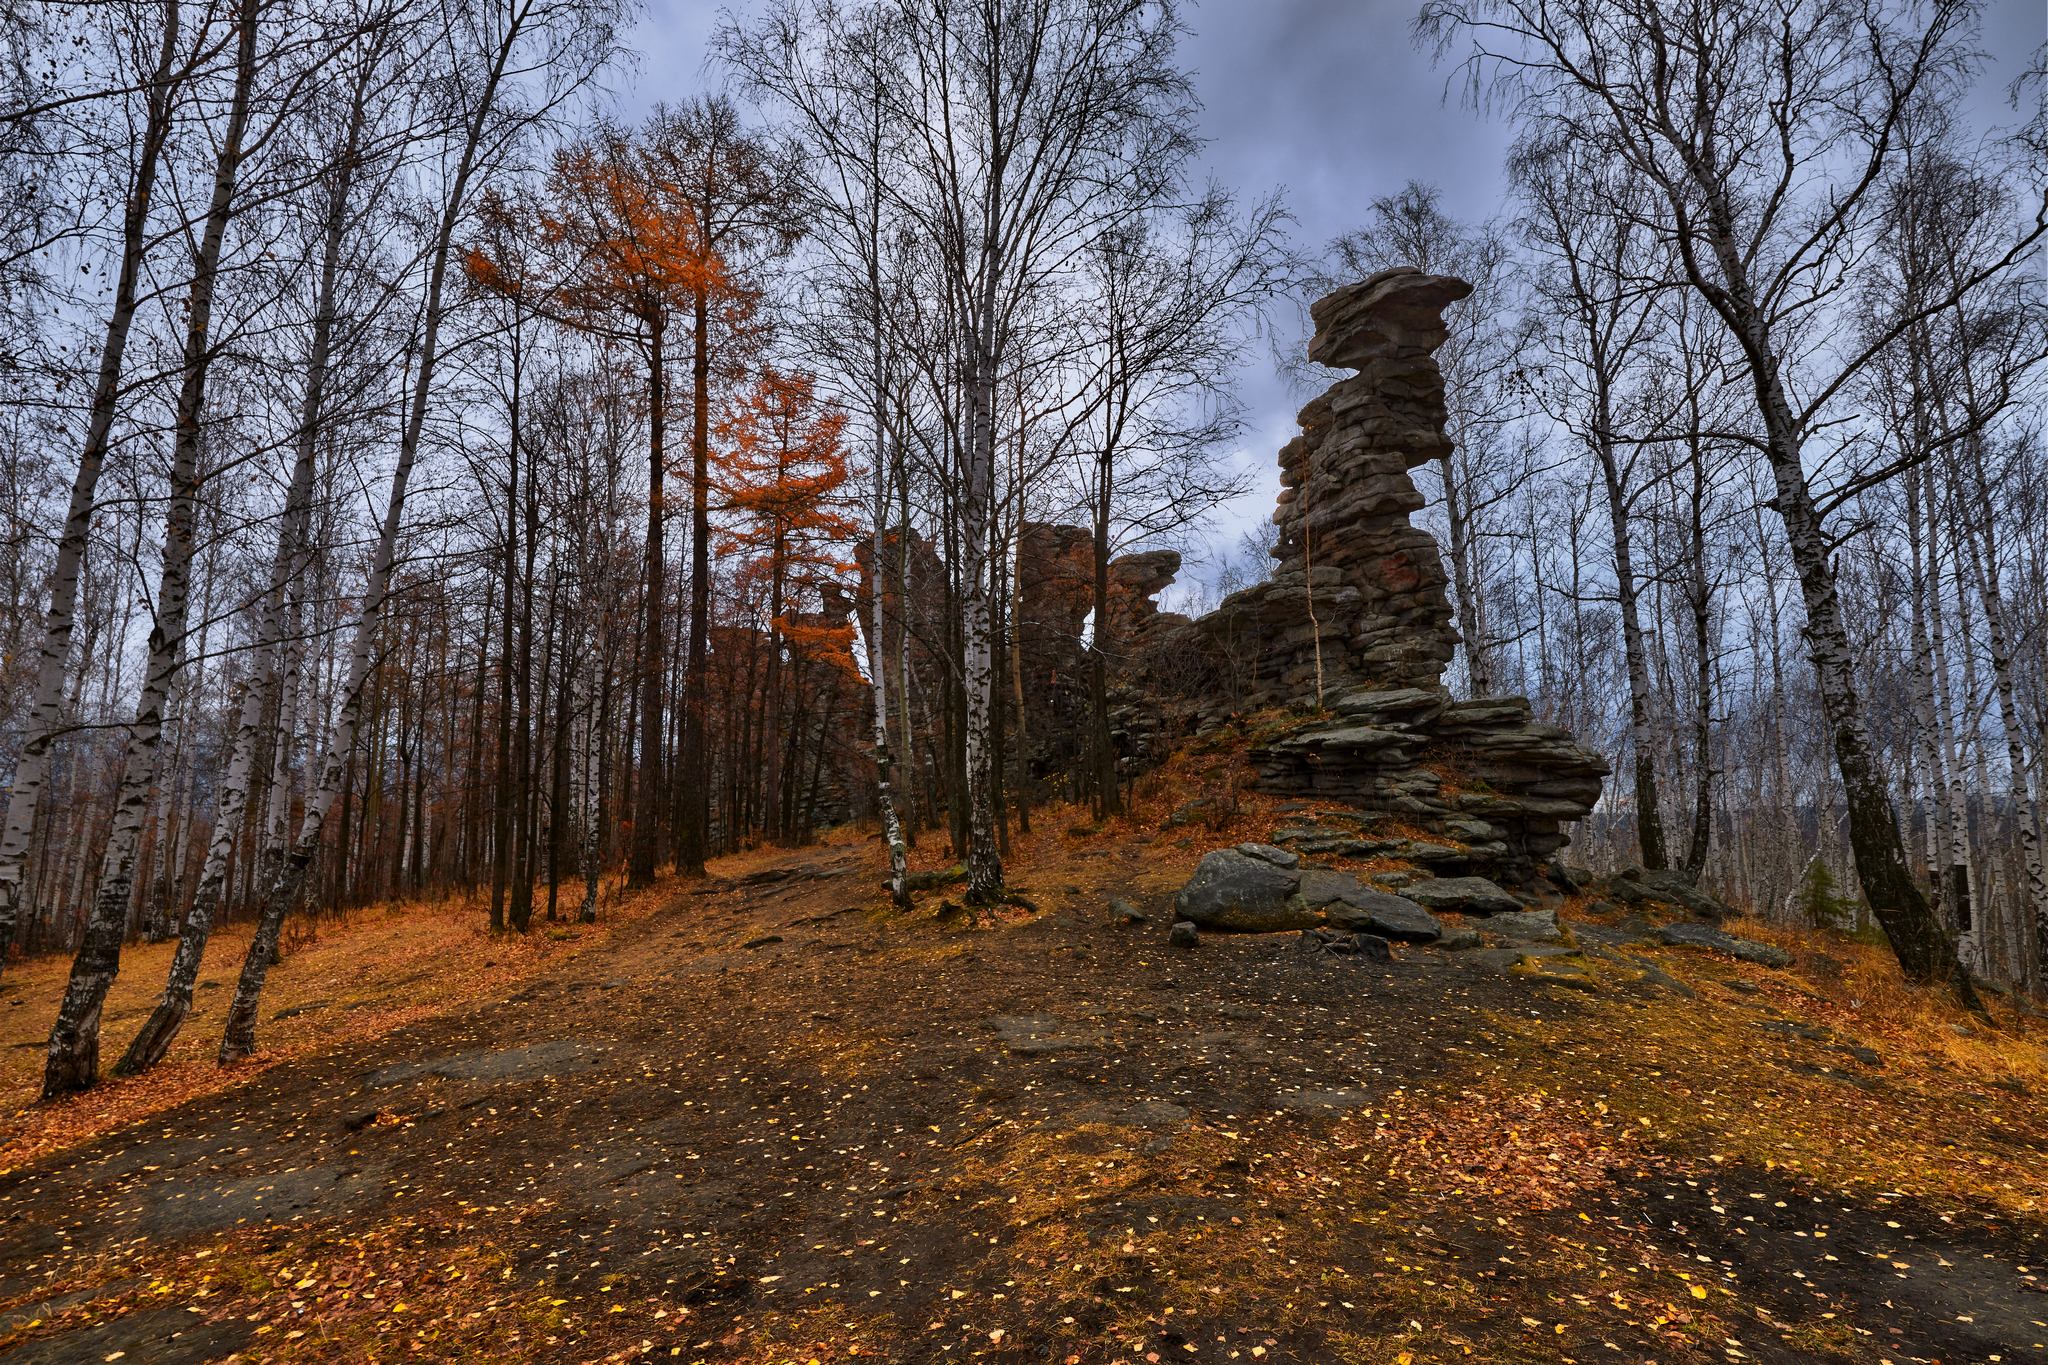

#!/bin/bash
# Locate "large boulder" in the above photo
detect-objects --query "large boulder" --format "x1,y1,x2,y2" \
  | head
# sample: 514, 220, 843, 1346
1403, 875, 1522, 916
1173, 848, 1314, 932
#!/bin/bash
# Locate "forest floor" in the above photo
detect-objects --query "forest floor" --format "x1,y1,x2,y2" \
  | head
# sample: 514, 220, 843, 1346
0, 773, 2044, 1363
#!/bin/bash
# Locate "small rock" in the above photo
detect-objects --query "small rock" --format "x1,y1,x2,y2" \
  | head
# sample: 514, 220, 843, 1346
1304, 927, 1351, 953
1489, 908, 1563, 943
1624, 959, 1696, 999
1554, 862, 1596, 891
1349, 931, 1393, 962
1322, 891, 1442, 943
1438, 929, 1482, 952
1108, 897, 1148, 926
1169, 920, 1199, 949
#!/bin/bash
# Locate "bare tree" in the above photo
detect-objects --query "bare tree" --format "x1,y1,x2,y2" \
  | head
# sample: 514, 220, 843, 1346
218, 0, 622, 1062
114, 6, 415, 1077
0, 0, 199, 971
1067, 192, 1290, 813
43, 0, 264, 1097
1421, 0, 2046, 995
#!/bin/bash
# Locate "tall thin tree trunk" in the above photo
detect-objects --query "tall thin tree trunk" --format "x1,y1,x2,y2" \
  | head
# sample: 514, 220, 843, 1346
1690, 197, 1970, 997
1089, 448, 1119, 817
863, 403, 909, 904
218, 16, 518, 1061
0, 5, 184, 970
960, 295, 1003, 902
1958, 435, 2048, 984
629, 318, 665, 886
113, 70, 359, 1072
44, 0, 260, 1098
1439, 450, 1490, 698
1919, 462, 1973, 935
677, 286, 712, 877
1592, 414, 1666, 869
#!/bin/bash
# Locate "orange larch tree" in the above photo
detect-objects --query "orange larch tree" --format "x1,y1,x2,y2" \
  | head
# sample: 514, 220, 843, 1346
716, 367, 859, 842
475, 125, 740, 887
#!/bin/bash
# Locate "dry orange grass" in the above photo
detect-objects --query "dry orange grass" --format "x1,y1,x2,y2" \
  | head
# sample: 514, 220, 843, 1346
0, 873, 676, 1173
1715, 912, 2048, 1089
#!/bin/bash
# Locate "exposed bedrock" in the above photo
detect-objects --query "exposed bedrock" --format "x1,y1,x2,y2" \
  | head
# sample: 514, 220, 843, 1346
1188, 268, 1469, 702
1159, 268, 1611, 897
1248, 683, 1608, 889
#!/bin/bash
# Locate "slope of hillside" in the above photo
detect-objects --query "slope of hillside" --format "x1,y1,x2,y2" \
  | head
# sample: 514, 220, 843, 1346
0, 779, 2041, 1364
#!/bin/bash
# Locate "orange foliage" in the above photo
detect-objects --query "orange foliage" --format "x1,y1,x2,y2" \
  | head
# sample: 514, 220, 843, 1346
463, 131, 754, 353
540, 137, 727, 328
716, 367, 860, 668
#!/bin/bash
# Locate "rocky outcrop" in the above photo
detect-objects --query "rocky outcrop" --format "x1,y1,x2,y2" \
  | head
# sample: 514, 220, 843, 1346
1248, 683, 1608, 887
1163, 268, 1610, 898
1607, 866, 1733, 921
1191, 270, 1469, 702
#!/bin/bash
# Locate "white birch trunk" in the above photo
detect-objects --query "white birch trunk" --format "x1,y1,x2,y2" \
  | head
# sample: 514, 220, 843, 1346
112, 32, 375, 1077
0, 7, 184, 968
1904, 470, 1956, 900
1686, 192, 1967, 994
219, 11, 525, 1060
865, 236, 909, 906
1957, 443, 2048, 987
42, 0, 259, 1097
960, 295, 1003, 902
1591, 401, 1666, 871
1919, 464, 1973, 938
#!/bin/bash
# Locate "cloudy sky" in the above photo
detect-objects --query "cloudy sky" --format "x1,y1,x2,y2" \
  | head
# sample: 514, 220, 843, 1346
618, 0, 2043, 590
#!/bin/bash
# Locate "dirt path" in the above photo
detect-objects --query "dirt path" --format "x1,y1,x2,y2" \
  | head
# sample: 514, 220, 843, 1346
0, 837, 2041, 1363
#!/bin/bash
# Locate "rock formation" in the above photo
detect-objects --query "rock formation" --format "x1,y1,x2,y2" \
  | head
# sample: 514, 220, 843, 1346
1164, 268, 1610, 898
849, 268, 1605, 899
1193, 269, 1468, 702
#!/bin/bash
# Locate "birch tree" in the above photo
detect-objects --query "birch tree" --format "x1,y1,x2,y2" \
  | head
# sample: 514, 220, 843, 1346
43, 0, 264, 1097
0, 0, 198, 971
219, 0, 621, 1061
1515, 135, 1675, 869
1420, 0, 2046, 995
872, 0, 1196, 900
114, 8, 413, 1077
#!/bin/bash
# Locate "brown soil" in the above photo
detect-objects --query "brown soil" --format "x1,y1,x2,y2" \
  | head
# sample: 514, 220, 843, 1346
0, 829, 2041, 1364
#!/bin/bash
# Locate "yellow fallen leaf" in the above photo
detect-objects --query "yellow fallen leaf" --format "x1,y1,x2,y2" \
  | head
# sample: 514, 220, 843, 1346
1690, 1284, 1708, 1299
